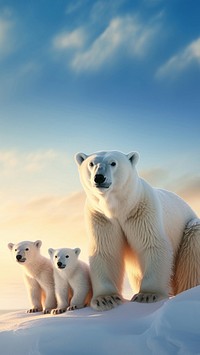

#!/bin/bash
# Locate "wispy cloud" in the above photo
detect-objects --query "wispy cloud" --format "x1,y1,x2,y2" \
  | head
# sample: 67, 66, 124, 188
156, 37, 200, 79
0, 9, 41, 100
52, 28, 86, 50
0, 151, 18, 169
72, 17, 129, 71
141, 167, 169, 186
0, 191, 87, 258
89, 0, 125, 23
65, 0, 85, 15
52, 14, 160, 72
73, 15, 160, 71
24, 150, 59, 172
0, 148, 74, 203
175, 174, 200, 201
0, 9, 16, 58
0, 149, 61, 174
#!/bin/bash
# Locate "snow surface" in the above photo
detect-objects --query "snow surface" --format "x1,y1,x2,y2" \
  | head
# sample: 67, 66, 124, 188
0, 286, 200, 355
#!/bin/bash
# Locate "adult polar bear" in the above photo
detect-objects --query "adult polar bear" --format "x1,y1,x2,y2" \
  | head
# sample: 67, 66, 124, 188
75, 150, 200, 311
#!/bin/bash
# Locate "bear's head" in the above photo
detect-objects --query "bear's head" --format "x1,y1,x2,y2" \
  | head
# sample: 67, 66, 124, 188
48, 247, 81, 271
75, 150, 139, 195
8, 240, 42, 265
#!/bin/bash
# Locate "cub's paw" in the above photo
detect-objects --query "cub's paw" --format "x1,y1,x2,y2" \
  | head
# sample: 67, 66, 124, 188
51, 308, 67, 315
27, 307, 42, 313
91, 294, 123, 311
131, 292, 164, 303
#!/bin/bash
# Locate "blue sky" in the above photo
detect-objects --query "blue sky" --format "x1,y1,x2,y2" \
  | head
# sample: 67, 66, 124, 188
0, 0, 200, 196
0, 0, 200, 309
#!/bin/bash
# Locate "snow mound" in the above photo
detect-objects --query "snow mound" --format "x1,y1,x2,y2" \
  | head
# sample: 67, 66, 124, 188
0, 287, 200, 355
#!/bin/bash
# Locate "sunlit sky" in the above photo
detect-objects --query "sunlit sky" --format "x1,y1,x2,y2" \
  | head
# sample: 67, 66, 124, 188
0, 0, 200, 309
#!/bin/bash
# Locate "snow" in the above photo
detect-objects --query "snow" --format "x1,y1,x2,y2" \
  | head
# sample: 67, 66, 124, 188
0, 287, 200, 355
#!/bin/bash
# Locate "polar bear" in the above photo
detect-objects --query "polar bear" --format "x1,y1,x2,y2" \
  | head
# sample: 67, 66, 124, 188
48, 247, 92, 314
75, 150, 200, 311
8, 240, 56, 313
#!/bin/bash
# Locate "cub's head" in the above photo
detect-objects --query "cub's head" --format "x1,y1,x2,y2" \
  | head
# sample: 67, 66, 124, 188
8, 240, 42, 265
48, 247, 81, 270
75, 150, 139, 195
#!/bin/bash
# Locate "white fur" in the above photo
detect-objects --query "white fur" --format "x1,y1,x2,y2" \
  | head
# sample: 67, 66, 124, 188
48, 247, 92, 314
8, 240, 56, 313
75, 150, 200, 311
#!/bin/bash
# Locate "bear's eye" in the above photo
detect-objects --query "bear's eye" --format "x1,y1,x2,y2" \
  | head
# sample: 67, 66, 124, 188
55, 255, 58, 259
89, 162, 94, 167
110, 162, 116, 166
25, 248, 29, 251
66, 255, 69, 258
15, 249, 17, 252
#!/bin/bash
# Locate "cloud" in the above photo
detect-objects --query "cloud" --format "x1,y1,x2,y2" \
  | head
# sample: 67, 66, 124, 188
72, 16, 159, 71
0, 151, 18, 169
52, 28, 86, 50
141, 167, 200, 215
160, 173, 200, 216
52, 14, 160, 72
175, 175, 200, 200
65, 0, 85, 15
0, 149, 62, 174
0, 148, 72, 203
0, 9, 15, 58
141, 168, 169, 186
0, 9, 41, 99
156, 37, 200, 79
24, 150, 58, 172
0, 191, 88, 258
89, 0, 125, 23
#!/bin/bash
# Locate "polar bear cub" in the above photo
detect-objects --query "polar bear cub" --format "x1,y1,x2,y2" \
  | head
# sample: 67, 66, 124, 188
75, 150, 200, 311
48, 247, 92, 314
8, 240, 56, 313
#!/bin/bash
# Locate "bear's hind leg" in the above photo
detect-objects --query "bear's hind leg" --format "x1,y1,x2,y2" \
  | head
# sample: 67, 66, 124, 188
173, 218, 200, 295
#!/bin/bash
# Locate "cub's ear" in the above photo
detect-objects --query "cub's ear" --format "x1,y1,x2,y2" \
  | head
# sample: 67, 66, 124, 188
126, 152, 139, 166
8, 243, 14, 250
75, 153, 88, 166
48, 248, 54, 256
34, 240, 42, 248
74, 248, 81, 256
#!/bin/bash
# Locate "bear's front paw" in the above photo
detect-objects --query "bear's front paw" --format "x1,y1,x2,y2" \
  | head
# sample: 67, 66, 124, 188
91, 295, 123, 311
131, 292, 165, 303
67, 305, 78, 311
27, 307, 43, 313
51, 307, 67, 315
43, 308, 52, 314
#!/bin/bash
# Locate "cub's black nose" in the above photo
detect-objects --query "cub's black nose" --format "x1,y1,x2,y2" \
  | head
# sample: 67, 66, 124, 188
94, 174, 106, 184
57, 261, 62, 268
16, 255, 22, 261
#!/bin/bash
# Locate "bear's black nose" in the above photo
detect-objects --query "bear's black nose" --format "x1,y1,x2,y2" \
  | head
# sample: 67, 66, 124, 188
16, 255, 22, 261
94, 174, 106, 184
57, 261, 62, 268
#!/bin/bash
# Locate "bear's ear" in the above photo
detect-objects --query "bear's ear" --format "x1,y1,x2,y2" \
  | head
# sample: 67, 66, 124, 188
126, 152, 139, 166
34, 240, 42, 249
8, 243, 14, 250
74, 248, 81, 256
75, 153, 88, 166
48, 248, 54, 256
